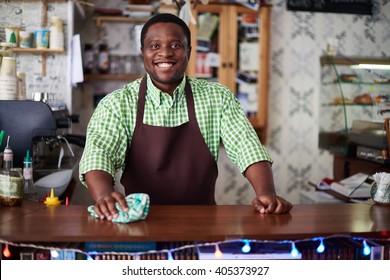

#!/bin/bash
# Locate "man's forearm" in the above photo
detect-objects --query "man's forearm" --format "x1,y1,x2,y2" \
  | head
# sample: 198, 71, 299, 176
84, 170, 115, 202
245, 161, 277, 196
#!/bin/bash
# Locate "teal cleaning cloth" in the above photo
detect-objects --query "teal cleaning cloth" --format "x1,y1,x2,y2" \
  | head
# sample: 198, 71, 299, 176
88, 193, 150, 223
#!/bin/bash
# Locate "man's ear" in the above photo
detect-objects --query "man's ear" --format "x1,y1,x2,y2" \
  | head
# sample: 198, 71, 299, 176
187, 46, 192, 59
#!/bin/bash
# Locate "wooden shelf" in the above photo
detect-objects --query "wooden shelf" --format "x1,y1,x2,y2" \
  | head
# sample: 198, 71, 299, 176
320, 55, 390, 66
7, 1, 67, 77
13, 48, 65, 54
93, 16, 149, 27
92, 16, 150, 39
84, 73, 143, 81
13, 48, 65, 76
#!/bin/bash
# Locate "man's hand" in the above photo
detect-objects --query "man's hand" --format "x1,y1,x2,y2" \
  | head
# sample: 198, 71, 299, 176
93, 191, 129, 220
252, 194, 292, 214
85, 170, 129, 220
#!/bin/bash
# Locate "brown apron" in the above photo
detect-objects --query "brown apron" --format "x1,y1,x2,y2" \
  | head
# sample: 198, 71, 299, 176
120, 77, 218, 205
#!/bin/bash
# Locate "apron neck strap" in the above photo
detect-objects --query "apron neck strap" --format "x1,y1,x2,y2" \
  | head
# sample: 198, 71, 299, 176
137, 76, 195, 124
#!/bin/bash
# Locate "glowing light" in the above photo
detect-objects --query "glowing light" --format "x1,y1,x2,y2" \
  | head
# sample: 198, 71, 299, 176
50, 250, 59, 258
290, 242, 300, 258
167, 251, 174, 260
3, 244, 11, 258
351, 64, 390, 70
316, 238, 325, 253
241, 240, 251, 253
214, 244, 223, 258
363, 240, 371, 256
87, 254, 94, 260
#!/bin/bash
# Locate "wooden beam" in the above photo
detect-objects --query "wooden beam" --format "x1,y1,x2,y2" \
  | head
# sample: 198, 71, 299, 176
41, 53, 46, 77
42, 0, 47, 27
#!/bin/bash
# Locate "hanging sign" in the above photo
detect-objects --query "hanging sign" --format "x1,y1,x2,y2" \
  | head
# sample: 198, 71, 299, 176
287, 0, 373, 15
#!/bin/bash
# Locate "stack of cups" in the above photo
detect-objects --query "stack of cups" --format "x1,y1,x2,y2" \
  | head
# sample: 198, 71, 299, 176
49, 17, 64, 50
0, 57, 18, 100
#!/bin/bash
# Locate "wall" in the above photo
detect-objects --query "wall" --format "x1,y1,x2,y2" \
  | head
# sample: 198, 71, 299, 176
0, 0, 71, 109
265, 0, 390, 204
72, 0, 144, 134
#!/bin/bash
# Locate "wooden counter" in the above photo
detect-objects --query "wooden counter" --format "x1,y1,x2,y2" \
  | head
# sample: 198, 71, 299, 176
0, 201, 389, 243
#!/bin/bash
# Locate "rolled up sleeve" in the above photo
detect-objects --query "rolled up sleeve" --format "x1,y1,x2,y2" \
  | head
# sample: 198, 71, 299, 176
79, 97, 130, 186
220, 93, 272, 175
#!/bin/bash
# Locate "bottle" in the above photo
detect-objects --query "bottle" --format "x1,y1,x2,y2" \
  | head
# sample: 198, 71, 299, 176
23, 149, 38, 201
3, 136, 13, 170
98, 43, 110, 74
83, 43, 95, 74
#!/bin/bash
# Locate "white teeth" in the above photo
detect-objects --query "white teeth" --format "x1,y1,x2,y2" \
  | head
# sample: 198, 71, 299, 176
157, 63, 173, 68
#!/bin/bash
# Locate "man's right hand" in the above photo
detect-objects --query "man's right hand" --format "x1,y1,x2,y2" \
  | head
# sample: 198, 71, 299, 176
84, 170, 129, 220
93, 191, 129, 220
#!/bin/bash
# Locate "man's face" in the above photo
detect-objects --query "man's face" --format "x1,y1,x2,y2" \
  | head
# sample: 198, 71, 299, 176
141, 22, 191, 94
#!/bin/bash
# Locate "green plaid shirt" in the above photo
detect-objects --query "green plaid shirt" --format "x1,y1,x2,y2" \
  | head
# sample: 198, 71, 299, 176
79, 75, 272, 186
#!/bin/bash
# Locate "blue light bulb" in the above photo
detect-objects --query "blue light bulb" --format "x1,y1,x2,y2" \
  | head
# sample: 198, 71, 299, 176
316, 239, 325, 253
363, 240, 371, 256
241, 240, 251, 253
290, 242, 300, 258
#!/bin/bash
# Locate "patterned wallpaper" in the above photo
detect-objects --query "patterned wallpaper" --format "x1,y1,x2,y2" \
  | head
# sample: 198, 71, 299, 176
218, 0, 390, 205
263, 0, 390, 204
2, 0, 390, 205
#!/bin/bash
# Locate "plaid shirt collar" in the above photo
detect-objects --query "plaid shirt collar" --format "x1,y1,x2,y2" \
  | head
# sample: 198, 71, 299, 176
145, 74, 187, 110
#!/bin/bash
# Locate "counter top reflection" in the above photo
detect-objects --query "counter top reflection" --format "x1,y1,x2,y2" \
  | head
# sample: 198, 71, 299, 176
0, 201, 389, 243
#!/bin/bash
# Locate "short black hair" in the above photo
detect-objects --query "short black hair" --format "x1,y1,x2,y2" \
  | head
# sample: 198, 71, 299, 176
140, 13, 191, 49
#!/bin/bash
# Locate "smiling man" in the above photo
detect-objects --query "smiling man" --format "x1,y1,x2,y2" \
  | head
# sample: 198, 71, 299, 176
79, 13, 292, 221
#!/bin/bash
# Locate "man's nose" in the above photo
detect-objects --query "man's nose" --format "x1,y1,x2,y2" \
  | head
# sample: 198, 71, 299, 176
158, 46, 173, 56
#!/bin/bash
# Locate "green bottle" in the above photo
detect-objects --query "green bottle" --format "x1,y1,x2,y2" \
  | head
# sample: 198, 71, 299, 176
23, 150, 38, 201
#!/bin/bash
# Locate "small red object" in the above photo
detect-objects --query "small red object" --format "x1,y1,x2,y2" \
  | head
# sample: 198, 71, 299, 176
39, 192, 48, 203
65, 197, 69, 206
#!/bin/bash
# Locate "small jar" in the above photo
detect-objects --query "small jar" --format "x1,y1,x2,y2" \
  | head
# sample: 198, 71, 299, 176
83, 43, 95, 74
0, 168, 24, 206
98, 44, 110, 74
109, 55, 120, 74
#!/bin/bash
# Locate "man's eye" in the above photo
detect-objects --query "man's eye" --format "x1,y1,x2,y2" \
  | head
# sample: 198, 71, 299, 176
150, 44, 159, 49
171, 43, 182, 49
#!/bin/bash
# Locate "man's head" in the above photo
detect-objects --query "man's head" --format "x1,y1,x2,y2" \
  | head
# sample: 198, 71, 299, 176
140, 13, 191, 49
140, 13, 192, 95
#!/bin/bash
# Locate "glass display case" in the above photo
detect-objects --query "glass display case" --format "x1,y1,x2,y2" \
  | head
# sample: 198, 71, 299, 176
319, 55, 390, 156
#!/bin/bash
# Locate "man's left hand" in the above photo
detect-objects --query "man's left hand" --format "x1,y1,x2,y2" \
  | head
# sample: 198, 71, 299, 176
252, 194, 293, 214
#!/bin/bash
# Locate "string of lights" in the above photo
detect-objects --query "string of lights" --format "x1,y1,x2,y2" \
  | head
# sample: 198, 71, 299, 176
1, 234, 389, 260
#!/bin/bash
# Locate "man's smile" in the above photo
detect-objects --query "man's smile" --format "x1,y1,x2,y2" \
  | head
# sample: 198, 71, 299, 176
155, 62, 175, 68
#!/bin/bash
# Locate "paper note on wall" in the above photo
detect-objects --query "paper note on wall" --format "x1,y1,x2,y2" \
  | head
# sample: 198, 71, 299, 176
71, 34, 84, 84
